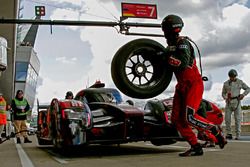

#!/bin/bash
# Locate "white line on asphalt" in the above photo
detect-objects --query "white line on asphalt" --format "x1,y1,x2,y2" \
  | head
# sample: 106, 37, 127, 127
46, 149, 69, 164
228, 140, 250, 143
203, 148, 222, 152
15, 143, 34, 167
51, 156, 69, 164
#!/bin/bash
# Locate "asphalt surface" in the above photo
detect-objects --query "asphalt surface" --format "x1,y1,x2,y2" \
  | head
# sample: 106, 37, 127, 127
1, 135, 250, 167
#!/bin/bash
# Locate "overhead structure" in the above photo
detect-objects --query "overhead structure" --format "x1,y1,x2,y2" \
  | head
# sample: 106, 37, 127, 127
0, 18, 164, 37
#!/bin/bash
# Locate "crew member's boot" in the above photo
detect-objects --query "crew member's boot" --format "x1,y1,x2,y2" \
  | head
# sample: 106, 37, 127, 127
24, 137, 32, 143
211, 125, 227, 149
226, 134, 233, 140
179, 143, 203, 156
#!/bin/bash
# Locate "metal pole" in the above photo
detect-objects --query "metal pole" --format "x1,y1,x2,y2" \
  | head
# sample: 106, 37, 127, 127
0, 18, 164, 37
0, 18, 161, 28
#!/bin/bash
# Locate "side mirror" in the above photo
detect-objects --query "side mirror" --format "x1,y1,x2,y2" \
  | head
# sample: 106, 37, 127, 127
126, 100, 134, 106
202, 76, 208, 81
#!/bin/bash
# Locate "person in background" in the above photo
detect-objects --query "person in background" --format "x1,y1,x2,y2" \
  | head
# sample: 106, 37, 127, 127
65, 91, 74, 100
161, 14, 227, 156
222, 69, 250, 140
0, 93, 7, 143
11, 90, 32, 144
5, 105, 14, 139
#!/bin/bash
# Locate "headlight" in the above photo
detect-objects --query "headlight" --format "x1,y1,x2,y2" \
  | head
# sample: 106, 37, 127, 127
64, 109, 83, 120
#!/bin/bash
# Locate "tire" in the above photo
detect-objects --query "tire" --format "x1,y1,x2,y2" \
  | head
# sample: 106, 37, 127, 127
38, 138, 52, 145
53, 134, 62, 150
145, 99, 166, 121
151, 139, 177, 146
111, 38, 173, 99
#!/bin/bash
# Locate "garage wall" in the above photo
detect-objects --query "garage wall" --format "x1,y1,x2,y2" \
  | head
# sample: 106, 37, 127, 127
0, 0, 19, 104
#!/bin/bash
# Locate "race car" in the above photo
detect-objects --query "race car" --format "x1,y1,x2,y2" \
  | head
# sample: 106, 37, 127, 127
36, 84, 223, 149
36, 86, 181, 149
36, 99, 91, 147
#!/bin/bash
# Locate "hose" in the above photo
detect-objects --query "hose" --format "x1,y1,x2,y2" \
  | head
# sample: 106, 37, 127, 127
0, 130, 31, 144
184, 36, 207, 81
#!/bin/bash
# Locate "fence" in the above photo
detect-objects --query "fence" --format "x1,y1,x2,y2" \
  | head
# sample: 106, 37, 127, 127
222, 110, 250, 125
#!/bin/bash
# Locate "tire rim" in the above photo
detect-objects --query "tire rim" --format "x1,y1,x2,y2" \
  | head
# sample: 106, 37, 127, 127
126, 54, 154, 86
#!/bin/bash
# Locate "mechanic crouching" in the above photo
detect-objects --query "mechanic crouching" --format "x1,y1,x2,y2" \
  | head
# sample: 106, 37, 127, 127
161, 14, 227, 156
11, 90, 32, 144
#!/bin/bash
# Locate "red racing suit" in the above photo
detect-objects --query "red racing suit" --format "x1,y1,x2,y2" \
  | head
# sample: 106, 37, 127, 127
197, 101, 223, 143
168, 37, 215, 146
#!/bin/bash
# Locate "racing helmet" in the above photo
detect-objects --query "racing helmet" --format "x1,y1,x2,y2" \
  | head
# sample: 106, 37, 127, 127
161, 14, 184, 34
228, 69, 237, 77
65, 91, 74, 99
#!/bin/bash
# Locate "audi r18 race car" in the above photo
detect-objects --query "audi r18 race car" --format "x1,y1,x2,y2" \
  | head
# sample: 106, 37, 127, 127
36, 76, 223, 149
36, 98, 92, 147
36, 86, 181, 149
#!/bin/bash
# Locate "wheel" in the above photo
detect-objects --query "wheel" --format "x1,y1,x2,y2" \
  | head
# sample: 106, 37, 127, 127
111, 38, 173, 99
144, 99, 166, 121
52, 132, 62, 150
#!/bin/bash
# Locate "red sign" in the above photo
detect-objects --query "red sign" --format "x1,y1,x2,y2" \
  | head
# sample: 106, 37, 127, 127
121, 3, 157, 19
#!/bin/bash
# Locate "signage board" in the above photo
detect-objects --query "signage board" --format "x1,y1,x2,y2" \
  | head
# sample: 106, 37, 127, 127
121, 3, 157, 19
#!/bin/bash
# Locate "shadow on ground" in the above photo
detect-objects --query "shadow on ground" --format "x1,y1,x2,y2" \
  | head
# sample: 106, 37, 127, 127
39, 143, 182, 158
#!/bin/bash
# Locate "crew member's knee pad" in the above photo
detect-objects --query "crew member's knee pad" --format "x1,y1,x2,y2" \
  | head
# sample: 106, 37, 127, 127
186, 107, 196, 125
186, 107, 210, 129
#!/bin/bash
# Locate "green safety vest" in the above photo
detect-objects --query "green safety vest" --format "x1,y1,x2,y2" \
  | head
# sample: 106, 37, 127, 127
0, 100, 6, 114
14, 98, 28, 116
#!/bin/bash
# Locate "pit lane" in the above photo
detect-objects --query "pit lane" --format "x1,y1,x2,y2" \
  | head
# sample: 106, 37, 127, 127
3, 135, 250, 167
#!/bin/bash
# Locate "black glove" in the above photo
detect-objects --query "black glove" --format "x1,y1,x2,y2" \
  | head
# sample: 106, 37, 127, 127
156, 48, 170, 61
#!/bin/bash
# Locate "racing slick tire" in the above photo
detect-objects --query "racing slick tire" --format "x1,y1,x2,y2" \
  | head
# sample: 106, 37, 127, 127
145, 99, 166, 122
38, 138, 52, 145
111, 38, 173, 99
52, 133, 63, 150
151, 139, 177, 146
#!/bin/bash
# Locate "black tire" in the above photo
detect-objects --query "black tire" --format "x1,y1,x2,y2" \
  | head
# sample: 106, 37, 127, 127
151, 139, 177, 146
111, 38, 173, 99
53, 134, 62, 150
144, 99, 166, 121
37, 138, 52, 145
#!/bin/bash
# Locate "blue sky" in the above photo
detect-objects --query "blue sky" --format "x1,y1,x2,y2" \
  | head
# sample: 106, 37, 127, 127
20, 0, 250, 107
